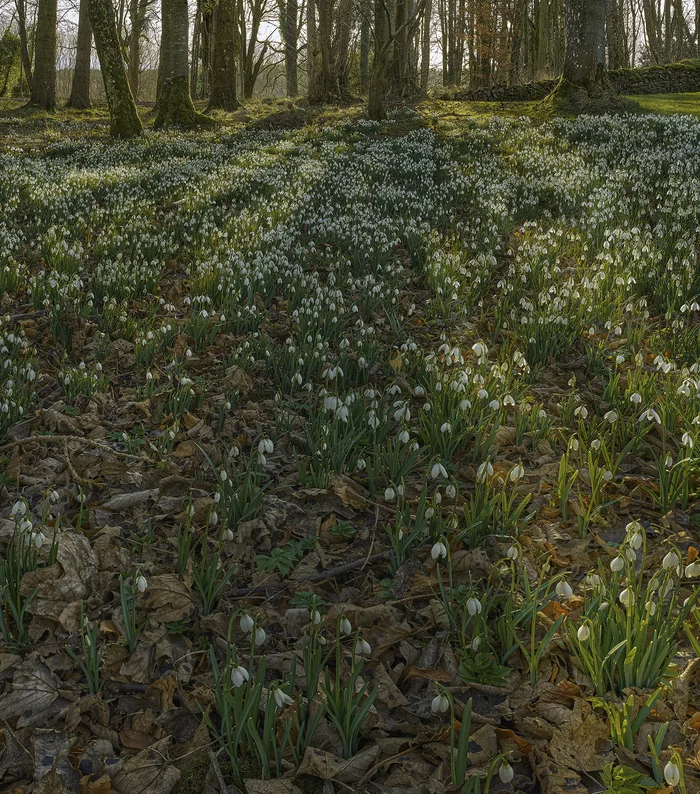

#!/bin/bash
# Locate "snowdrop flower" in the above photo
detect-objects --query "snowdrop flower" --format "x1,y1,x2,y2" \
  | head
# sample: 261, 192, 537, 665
476, 461, 493, 483
135, 573, 148, 593
431, 692, 450, 714
274, 688, 294, 708
664, 761, 680, 787
431, 541, 447, 560
440, 422, 451, 434
399, 430, 410, 444
685, 561, 700, 577
630, 392, 642, 404
339, 616, 352, 635
604, 410, 618, 423
610, 556, 624, 572
682, 432, 694, 448
662, 550, 680, 570
466, 597, 482, 616
311, 609, 322, 625
619, 588, 634, 608
577, 624, 591, 641
431, 462, 447, 479
499, 762, 514, 784
221, 527, 234, 541
506, 545, 519, 561
556, 580, 573, 598
230, 665, 250, 688
254, 626, 267, 645
355, 637, 372, 655
384, 487, 396, 501
240, 613, 255, 633
639, 408, 661, 424
510, 462, 525, 482
258, 439, 274, 455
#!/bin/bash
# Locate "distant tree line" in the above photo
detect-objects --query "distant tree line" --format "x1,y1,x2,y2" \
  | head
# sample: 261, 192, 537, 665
0, 0, 697, 131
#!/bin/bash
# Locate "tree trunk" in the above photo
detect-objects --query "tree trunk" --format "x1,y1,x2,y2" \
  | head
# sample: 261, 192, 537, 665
284, 0, 299, 96
207, 0, 238, 110
30, 0, 57, 109
563, 0, 606, 88
156, 0, 209, 126
606, 0, 627, 68
368, 0, 390, 119
128, 0, 148, 100
359, 0, 371, 91
420, 0, 431, 91
68, 0, 92, 108
88, 0, 143, 137
15, 0, 33, 93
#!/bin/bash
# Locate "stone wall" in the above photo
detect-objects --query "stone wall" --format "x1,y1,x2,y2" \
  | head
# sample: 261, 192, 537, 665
439, 60, 700, 103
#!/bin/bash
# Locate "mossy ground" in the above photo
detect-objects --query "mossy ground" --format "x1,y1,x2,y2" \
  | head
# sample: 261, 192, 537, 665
2, 92, 700, 147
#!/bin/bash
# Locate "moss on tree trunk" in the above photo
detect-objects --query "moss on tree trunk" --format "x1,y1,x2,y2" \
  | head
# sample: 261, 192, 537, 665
156, 0, 213, 127
89, 0, 143, 137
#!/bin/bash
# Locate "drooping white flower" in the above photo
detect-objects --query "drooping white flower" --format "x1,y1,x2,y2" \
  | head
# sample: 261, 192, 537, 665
466, 597, 482, 616
355, 637, 372, 655
339, 616, 352, 635
610, 556, 624, 572
664, 761, 680, 787
577, 624, 590, 641
619, 587, 634, 608
431, 541, 447, 560
254, 626, 267, 645
556, 580, 573, 599
135, 574, 148, 593
431, 692, 450, 714
498, 762, 514, 784
662, 550, 680, 570
274, 687, 294, 708
230, 665, 250, 688
240, 613, 255, 633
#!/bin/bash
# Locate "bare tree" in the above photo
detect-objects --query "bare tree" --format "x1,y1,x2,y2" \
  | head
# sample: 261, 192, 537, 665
68, 0, 92, 108
30, 0, 57, 108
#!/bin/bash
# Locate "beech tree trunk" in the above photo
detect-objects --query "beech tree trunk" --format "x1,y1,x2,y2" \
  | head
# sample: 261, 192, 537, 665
563, 0, 606, 88
15, 0, 33, 93
89, 0, 143, 137
68, 0, 92, 108
368, 0, 390, 119
30, 0, 57, 109
128, 0, 148, 100
156, 0, 207, 126
279, 0, 299, 96
207, 0, 238, 110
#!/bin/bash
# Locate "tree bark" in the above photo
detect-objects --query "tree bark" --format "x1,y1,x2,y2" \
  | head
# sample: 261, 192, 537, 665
359, 0, 372, 91
30, 0, 57, 109
207, 0, 238, 110
128, 0, 148, 100
282, 0, 299, 96
563, 0, 606, 88
68, 0, 92, 108
606, 0, 627, 68
420, 0, 431, 91
88, 0, 143, 137
368, 0, 390, 119
15, 0, 33, 93
156, 0, 210, 126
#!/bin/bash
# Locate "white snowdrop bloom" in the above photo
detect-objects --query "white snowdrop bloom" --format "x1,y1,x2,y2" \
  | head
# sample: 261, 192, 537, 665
685, 561, 700, 577
431, 462, 447, 479
498, 762, 514, 784
340, 616, 352, 636
445, 484, 456, 499
240, 614, 255, 633
577, 624, 590, 641
355, 637, 372, 655
619, 588, 634, 608
399, 430, 410, 444
431, 541, 447, 560
604, 410, 617, 423
625, 547, 637, 562
311, 609, 322, 625
440, 422, 451, 434
472, 342, 487, 358
506, 545, 519, 561
258, 438, 274, 455
384, 487, 396, 501
662, 550, 680, 570
221, 527, 234, 541
682, 432, 694, 448
510, 463, 525, 482
556, 580, 573, 598
639, 408, 661, 424
136, 574, 148, 593
356, 459, 366, 471
664, 761, 680, 787
646, 600, 657, 616
574, 405, 588, 419
230, 665, 250, 688
610, 556, 625, 573
476, 461, 493, 482
274, 688, 294, 708
477, 389, 489, 400
466, 597, 482, 616
431, 692, 450, 714
254, 626, 267, 645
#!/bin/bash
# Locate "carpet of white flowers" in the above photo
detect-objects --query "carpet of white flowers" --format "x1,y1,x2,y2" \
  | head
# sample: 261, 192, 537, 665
0, 108, 700, 794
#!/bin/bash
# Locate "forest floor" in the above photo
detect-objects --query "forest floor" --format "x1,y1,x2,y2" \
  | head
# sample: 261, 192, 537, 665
0, 97, 699, 794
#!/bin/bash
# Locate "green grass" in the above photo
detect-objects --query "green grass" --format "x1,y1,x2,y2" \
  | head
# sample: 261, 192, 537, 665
624, 92, 700, 116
